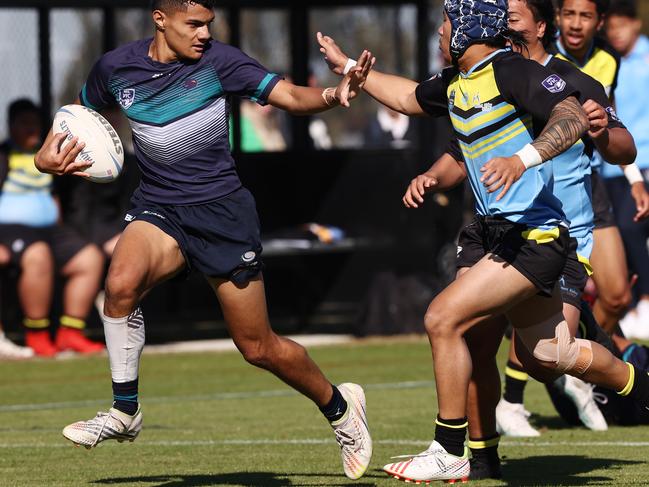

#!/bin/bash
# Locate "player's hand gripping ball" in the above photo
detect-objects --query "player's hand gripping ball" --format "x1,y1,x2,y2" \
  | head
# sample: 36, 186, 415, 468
52, 105, 124, 183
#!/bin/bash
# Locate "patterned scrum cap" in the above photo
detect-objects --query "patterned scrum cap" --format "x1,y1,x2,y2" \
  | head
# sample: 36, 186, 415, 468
444, 0, 509, 62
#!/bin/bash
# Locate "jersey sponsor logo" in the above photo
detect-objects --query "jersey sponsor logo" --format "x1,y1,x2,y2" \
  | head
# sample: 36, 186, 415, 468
541, 75, 566, 94
119, 89, 136, 109
456, 245, 463, 257
605, 106, 620, 122
184, 79, 198, 89
124, 214, 135, 222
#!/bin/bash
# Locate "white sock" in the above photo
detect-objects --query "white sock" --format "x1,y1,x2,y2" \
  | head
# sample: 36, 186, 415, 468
101, 307, 145, 382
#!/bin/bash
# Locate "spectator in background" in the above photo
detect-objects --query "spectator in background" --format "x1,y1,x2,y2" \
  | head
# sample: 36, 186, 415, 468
240, 100, 287, 152
0, 242, 33, 359
0, 99, 105, 356
605, 0, 649, 337
363, 105, 416, 150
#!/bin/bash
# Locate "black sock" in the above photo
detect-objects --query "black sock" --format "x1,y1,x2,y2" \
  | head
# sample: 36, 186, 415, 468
112, 378, 139, 416
468, 434, 500, 464
503, 360, 528, 404
434, 416, 467, 457
319, 384, 348, 422
621, 364, 649, 408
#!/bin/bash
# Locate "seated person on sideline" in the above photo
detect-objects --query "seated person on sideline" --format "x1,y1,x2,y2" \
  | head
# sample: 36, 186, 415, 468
0, 99, 105, 356
0, 243, 33, 359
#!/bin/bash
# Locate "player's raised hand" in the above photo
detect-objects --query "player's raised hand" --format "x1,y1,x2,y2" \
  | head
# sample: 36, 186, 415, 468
403, 173, 439, 208
317, 32, 351, 75
630, 181, 649, 222
336, 50, 375, 107
583, 99, 608, 138
480, 155, 525, 201
35, 132, 91, 177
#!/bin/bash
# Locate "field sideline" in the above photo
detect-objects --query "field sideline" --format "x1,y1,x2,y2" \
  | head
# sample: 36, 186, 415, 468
1, 336, 648, 486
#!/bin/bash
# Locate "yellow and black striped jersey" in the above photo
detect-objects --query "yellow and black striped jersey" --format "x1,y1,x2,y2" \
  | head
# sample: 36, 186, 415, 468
415, 49, 578, 229
550, 37, 620, 99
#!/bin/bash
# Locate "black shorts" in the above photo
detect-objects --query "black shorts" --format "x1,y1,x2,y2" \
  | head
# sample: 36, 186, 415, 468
456, 215, 570, 297
558, 250, 589, 308
591, 170, 617, 229
0, 224, 89, 270
126, 187, 263, 284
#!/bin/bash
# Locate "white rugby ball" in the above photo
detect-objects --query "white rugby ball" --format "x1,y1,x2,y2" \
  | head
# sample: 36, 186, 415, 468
52, 104, 124, 183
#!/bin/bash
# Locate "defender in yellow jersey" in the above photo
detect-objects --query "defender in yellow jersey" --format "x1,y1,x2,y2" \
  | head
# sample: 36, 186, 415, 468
554, 0, 649, 334
319, 0, 649, 482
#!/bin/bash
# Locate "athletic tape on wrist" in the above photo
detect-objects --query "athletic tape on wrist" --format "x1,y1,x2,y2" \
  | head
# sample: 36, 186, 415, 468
515, 143, 543, 169
624, 163, 644, 185
343, 58, 357, 75
321, 87, 337, 106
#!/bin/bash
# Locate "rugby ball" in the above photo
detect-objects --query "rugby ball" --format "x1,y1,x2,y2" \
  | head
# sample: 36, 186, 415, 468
52, 104, 124, 183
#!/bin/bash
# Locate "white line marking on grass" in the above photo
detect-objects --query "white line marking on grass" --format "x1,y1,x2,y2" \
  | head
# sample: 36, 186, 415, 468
2, 439, 649, 449
0, 380, 435, 413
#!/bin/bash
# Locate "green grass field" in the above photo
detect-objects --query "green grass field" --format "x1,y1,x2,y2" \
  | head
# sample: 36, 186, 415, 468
1, 336, 648, 486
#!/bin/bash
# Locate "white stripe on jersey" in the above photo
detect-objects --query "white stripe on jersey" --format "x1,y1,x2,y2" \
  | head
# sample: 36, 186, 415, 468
129, 97, 229, 166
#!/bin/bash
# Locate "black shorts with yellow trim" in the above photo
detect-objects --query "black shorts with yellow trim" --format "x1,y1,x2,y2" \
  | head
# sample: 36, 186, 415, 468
456, 215, 570, 297
591, 170, 617, 229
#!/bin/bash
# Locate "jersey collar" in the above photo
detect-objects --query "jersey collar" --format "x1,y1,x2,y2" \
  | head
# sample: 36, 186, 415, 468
460, 48, 510, 78
556, 37, 595, 67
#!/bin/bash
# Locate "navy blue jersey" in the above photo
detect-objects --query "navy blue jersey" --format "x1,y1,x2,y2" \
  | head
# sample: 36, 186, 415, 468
80, 38, 281, 205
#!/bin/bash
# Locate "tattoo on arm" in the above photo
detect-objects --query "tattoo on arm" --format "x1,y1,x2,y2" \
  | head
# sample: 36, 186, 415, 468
531, 97, 589, 161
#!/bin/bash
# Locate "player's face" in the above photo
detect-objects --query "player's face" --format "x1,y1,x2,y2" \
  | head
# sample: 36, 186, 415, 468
160, 4, 215, 61
10, 111, 41, 151
439, 11, 452, 64
606, 15, 641, 56
508, 0, 545, 51
557, 0, 603, 54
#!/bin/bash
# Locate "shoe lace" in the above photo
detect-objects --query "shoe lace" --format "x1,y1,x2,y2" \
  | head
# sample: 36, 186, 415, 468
334, 428, 357, 449
593, 391, 609, 406
89, 411, 111, 447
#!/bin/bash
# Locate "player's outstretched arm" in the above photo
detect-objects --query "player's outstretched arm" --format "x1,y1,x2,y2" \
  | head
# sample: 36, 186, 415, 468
317, 32, 425, 116
267, 50, 374, 115
480, 96, 589, 201
35, 98, 91, 178
403, 153, 467, 208
582, 99, 636, 165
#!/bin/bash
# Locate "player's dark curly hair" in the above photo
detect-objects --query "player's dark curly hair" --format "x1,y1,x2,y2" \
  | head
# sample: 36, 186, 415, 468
607, 0, 638, 18
150, 0, 218, 12
524, 0, 558, 48
556, 0, 610, 16
8, 99, 41, 125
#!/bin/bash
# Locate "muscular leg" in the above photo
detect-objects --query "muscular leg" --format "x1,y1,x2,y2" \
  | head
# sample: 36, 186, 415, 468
19, 242, 53, 320
209, 275, 332, 406
60, 244, 104, 319
425, 254, 540, 420
509, 295, 631, 391
591, 226, 632, 333
105, 221, 185, 317
465, 315, 508, 440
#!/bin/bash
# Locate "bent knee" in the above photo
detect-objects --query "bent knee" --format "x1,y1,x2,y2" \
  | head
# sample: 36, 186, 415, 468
424, 309, 463, 342
598, 288, 632, 314
105, 265, 145, 304
238, 340, 273, 368
21, 242, 53, 272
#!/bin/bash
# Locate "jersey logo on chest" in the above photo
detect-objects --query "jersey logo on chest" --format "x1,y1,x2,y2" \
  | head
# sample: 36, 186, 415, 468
119, 89, 136, 109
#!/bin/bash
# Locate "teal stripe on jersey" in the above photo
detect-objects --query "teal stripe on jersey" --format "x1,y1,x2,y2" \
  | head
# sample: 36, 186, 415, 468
109, 67, 224, 125
251, 73, 277, 102
81, 84, 100, 111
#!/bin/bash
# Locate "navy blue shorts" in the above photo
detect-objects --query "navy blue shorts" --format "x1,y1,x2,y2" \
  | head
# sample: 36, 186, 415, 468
125, 187, 263, 284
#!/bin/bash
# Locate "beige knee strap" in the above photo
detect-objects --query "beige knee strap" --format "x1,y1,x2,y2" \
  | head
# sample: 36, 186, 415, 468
517, 319, 593, 375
